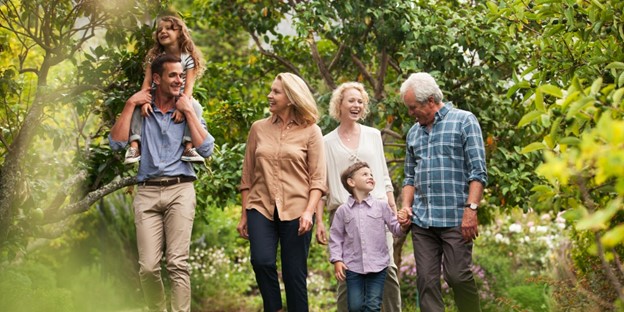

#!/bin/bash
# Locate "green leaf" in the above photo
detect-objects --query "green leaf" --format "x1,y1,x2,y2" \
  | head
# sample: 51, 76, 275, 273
566, 97, 595, 119
518, 110, 543, 128
590, 78, 603, 95
549, 117, 562, 142
531, 184, 553, 193
619, 72, 624, 88
577, 199, 621, 231
558, 136, 581, 146
485, 1, 498, 13
535, 89, 544, 111
521, 142, 547, 154
539, 84, 563, 98
601, 224, 624, 248
562, 207, 588, 222
590, 0, 606, 10
605, 61, 624, 70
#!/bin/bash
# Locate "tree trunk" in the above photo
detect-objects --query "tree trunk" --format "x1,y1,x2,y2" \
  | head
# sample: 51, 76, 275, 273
0, 62, 50, 247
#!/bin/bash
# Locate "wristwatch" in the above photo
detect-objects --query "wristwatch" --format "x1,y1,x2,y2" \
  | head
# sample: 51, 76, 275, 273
464, 203, 478, 210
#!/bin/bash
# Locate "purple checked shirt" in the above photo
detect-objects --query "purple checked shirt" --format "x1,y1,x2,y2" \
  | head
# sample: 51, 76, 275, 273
329, 194, 406, 274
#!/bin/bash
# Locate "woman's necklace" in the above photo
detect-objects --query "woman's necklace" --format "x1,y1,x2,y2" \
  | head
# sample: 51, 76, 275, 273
339, 125, 360, 142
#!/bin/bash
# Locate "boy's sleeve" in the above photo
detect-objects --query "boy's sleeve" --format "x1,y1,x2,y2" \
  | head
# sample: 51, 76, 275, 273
328, 207, 346, 263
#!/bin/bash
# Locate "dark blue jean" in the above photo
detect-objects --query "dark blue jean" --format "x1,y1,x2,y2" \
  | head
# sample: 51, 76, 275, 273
345, 268, 388, 312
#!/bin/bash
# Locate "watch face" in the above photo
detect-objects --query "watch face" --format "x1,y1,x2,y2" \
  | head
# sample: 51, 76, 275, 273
467, 203, 478, 210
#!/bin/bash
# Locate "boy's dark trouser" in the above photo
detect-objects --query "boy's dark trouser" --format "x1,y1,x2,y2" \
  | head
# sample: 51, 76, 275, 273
248, 208, 312, 312
411, 225, 481, 312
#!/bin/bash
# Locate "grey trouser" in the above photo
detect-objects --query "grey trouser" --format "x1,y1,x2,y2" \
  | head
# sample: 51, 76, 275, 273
411, 224, 481, 312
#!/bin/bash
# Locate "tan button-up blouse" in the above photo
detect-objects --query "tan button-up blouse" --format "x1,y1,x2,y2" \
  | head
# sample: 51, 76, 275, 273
240, 115, 328, 221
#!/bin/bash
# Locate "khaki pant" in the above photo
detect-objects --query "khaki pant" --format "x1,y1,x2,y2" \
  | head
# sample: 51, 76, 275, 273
330, 210, 402, 312
133, 182, 196, 312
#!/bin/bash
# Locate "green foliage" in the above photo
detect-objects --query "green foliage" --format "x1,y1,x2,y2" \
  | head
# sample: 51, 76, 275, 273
472, 208, 566, 311
0, 261, 74, 312
506, 0, 624, 305
194, 143, 245, 210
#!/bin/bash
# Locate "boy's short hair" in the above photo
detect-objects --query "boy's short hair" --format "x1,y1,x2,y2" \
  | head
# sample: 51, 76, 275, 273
340, 161, 370, 195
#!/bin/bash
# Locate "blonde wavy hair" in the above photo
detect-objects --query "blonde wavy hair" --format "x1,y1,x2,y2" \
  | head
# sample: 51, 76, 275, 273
328, 82, 370, 121
277, 73, 319, 125
145, 15, 205, 78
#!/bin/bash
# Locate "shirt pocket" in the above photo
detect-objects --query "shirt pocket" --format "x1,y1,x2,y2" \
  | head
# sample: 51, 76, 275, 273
366, 210, 385, 236
344, 214, 357, 233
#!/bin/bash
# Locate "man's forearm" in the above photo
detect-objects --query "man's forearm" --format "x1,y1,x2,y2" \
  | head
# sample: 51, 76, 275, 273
402, 185, 416, 209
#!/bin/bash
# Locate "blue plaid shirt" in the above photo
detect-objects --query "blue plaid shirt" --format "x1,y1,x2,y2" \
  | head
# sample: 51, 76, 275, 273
402, 103, 487, 228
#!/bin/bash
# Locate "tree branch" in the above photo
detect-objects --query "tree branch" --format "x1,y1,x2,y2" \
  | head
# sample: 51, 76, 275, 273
248, 31, 314, 92
595, 232, 624, 304
328, 43, 345, 71
46, 171, 89, 213
350, 53, 376, 89
45, 176, 138, 224
373, 48, 389, 100
381, 128, 404, 140
307, 32, 335, 90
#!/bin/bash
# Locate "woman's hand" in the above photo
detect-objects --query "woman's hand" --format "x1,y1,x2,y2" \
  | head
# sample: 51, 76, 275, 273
237, 211, 249, 240
315, 220, 328, 245
298, 210, 314, 236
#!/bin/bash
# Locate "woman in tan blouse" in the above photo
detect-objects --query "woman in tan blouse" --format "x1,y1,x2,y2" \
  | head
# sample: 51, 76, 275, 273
237, 72, 327, 312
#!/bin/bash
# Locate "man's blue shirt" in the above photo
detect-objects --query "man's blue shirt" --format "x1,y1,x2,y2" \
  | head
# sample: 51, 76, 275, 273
109, 104, 214, 182
402, 103, 487, 228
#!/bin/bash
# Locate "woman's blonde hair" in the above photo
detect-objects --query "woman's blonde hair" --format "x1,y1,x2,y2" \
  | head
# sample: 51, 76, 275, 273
277, 73, 319, 125
145, 15, 205, 78
328, 82, 370, 121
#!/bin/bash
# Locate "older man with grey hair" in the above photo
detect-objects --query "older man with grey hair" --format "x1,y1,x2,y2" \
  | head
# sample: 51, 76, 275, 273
399, 72, 487, 312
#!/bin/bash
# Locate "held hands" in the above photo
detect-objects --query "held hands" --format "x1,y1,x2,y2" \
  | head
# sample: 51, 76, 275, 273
397, 207, 412, 226
334, 261, 347, 282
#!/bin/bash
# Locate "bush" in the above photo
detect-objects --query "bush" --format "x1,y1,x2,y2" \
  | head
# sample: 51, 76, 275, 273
0, 262, 74, 312
474, 208, 568, 311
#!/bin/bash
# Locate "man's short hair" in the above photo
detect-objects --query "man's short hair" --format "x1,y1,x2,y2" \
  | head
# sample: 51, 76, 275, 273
151, 54, 182, 77
340, 161, 370, 195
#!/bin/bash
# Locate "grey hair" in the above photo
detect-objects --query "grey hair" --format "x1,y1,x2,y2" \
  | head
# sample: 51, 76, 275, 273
400, 72, 443, 104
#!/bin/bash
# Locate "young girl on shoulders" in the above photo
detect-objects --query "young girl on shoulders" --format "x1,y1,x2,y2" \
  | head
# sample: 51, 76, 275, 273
124, 15, 205, 164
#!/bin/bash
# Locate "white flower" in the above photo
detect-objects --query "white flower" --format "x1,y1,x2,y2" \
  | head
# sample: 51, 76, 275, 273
495, 233, 504, 242
537, 226, 549, 233
509, 223, 522, 233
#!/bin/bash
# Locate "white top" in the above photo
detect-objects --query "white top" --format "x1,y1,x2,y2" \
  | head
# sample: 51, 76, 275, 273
324, 124, 393, 211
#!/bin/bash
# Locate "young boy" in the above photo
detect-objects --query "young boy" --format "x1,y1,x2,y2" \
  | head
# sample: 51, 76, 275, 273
329, 161, 411, 312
